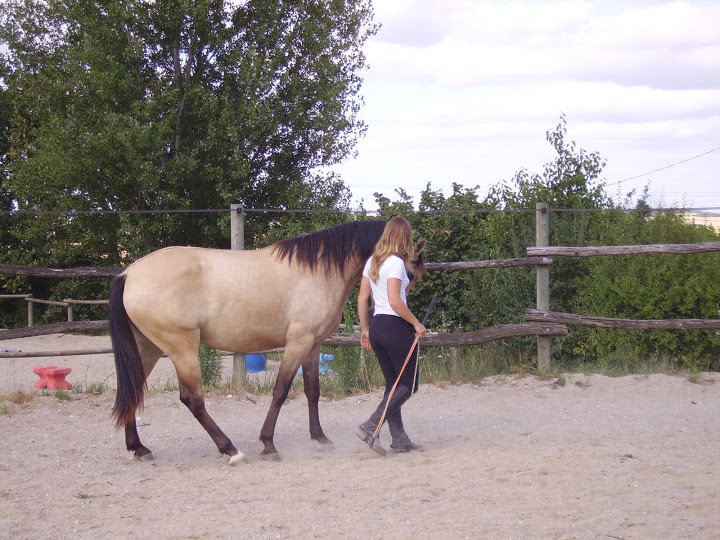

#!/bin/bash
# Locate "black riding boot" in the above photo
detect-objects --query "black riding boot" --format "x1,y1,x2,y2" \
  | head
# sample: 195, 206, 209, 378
387, 409, 424, 453
356, 385, 412, 455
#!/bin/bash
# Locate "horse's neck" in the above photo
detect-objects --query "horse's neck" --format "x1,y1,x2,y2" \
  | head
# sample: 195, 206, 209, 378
338, 256, 366, 299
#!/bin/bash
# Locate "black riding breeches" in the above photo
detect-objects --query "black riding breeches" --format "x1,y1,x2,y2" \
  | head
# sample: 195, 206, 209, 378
369, 314, 419, 395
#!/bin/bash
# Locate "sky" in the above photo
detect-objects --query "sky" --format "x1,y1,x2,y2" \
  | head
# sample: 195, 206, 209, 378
332, 0, 720, 212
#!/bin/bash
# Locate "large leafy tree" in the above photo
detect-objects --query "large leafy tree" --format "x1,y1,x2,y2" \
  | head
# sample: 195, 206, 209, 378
0, 0, 373, 323
0, 0, 374, 262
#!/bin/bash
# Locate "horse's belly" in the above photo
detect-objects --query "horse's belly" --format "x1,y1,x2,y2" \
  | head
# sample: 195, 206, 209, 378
199, 303, 338, 354
200, 321, 286, 354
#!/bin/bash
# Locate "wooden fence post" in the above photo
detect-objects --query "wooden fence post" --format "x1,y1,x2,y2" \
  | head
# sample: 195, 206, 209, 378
452, 347, 462, 372
536, 202, 551, 371
26, 295, 33, 327
230, 204, 247, 386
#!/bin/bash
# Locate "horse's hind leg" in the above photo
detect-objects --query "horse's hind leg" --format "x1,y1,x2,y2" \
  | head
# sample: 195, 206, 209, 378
302, 344, 333, 448
125, 416, 152, 460
177, 379, 243, 462
125, 331, 162, 460
170, 344, 245, 465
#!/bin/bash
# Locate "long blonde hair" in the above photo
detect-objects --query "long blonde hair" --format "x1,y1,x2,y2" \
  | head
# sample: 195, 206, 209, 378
369, 217, 414, 282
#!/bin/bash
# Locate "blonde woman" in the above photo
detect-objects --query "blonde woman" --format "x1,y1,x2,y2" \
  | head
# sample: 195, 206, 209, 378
356, 217, 427, 454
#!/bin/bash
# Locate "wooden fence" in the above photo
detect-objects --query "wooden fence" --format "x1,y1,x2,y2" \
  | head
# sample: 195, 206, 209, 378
0, 294, 109, 327
2, 204, 720, 378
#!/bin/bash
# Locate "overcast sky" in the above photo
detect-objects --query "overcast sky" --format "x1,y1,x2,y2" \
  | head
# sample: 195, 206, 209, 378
332, 0, 720, 211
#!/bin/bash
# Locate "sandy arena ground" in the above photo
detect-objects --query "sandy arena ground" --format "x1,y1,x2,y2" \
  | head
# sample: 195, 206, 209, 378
1, 333, 719, 539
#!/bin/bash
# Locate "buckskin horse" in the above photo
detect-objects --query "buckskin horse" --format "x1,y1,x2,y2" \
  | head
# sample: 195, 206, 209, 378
108, 219, 426, 465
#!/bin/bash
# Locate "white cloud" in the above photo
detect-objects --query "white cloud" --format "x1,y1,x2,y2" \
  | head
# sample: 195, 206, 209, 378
336, 0, 720, 208
368, 1, 720, 89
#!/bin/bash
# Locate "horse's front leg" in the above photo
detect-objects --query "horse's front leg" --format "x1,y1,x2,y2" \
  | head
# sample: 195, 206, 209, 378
302, 344, 333, 448
259, 340, 313, 461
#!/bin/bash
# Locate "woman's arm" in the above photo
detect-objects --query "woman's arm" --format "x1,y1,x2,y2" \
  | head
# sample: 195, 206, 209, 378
387, 278, 427, 336
357, 276, 373, 351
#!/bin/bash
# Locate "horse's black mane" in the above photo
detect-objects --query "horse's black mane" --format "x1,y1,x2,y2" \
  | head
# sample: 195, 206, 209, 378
272, 220, 386, 276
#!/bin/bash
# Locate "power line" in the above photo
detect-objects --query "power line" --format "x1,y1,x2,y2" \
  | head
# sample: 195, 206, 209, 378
607, 147, 720, 187
2, 206, 720, 216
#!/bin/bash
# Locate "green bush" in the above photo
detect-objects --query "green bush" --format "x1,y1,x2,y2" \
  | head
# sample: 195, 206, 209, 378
199, 345, 224, 388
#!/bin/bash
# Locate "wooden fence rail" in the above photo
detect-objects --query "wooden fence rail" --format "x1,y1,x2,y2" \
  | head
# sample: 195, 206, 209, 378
525, 309, 720, 331
0, 263, 121, 278
424, 256, 552, 271
0, 321, 110, 340
527, 241, 720, 258
0, 294, 109, 327
0, 322, 568, 358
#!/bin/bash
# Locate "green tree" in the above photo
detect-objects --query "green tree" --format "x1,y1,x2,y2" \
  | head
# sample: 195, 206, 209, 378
411, 183, 493, 332
0, 0, 375, 324
485, 114, 611, 321
0, 0, 374, 257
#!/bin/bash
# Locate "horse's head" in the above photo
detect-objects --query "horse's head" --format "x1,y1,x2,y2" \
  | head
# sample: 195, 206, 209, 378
406, 238, 427, 289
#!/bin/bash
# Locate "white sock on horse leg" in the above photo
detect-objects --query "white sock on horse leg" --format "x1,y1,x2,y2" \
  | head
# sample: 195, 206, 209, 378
229, 452, 247, 466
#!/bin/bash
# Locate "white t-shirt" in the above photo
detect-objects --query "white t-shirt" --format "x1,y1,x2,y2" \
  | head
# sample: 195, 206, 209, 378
363, 255, 409, 316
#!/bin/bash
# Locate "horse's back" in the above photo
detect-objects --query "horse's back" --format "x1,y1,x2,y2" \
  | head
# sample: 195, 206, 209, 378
121, 246, 327, 352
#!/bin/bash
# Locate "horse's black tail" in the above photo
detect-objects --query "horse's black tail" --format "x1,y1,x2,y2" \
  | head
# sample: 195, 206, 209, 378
108, 274, 146, 429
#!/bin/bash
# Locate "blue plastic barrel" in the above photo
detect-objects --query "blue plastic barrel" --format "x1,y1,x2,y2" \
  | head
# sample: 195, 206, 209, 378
319, 353, 334, 375
297, 353, 335, 375
246, 353, 267, 373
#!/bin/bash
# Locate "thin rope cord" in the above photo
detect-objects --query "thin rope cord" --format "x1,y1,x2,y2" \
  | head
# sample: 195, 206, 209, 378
413, 341, 421, 395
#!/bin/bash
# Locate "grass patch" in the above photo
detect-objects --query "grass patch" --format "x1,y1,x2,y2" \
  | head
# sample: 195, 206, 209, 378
326, 346, 384, 395
0, 390, 33, 405
419, 344, 528, 385
149, 376, 179, 393
54, 389, 71, 401
70, 381, 108, 395
85, 381, 107, 395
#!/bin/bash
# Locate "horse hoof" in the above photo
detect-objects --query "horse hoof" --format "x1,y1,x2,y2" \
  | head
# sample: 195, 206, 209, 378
314, 435, 334, 446
260, 452, 281, 462
134, 452, 153, 462
229, 453, 248, 467
313, 439, 335, 452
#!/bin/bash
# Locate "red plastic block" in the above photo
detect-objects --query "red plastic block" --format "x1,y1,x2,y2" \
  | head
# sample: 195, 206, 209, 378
33, 366, 57, 389
33, 366, 73, 390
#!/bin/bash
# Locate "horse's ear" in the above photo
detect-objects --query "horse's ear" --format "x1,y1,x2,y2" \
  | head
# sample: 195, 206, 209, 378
406, 238, 427, 291
412, 238, 427, 260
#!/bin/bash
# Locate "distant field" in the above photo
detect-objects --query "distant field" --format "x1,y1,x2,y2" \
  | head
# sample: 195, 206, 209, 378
685, 214, 720, 232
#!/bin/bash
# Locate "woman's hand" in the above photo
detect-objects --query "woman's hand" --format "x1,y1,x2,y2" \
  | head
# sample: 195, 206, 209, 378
413, 322, 427, 337
360, 329, 372, 351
